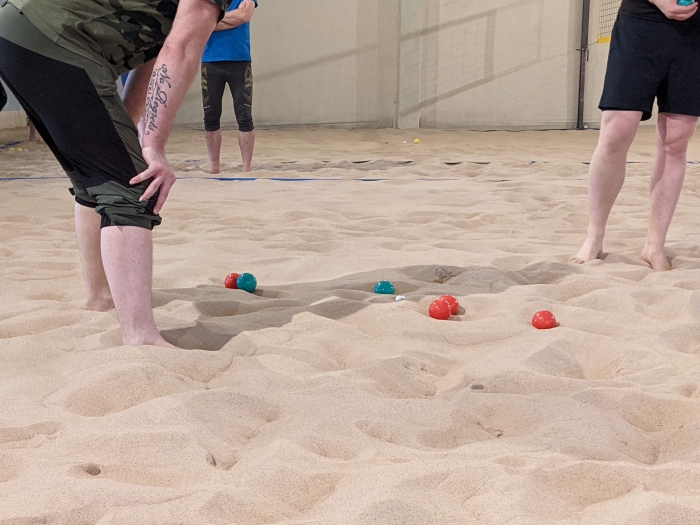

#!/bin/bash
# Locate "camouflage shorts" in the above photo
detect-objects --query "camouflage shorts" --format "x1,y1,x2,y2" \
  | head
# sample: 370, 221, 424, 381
0, 2, 161, 230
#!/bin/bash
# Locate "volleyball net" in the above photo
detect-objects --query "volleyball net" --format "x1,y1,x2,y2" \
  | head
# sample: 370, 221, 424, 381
598, 0, 621, 43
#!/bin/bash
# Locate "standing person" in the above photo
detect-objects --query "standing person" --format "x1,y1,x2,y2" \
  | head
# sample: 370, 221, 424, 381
571, 0, 700, 271
0, 0, 231, 348
201, 0, 258, 174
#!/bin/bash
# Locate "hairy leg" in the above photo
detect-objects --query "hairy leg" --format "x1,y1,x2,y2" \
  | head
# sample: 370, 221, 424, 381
101, 225, 175, 348
571, 110, 643, 263
238, 130, 255, 173
28, 122, 41, 142
642, 113, 698, 271
74, 203, 113, 311
205, 130, 223, 174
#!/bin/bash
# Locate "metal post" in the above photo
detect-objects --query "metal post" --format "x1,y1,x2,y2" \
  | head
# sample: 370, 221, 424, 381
577, 0, 591, 129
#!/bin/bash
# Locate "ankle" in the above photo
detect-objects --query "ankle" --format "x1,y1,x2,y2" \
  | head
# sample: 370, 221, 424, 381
586, 230, 605, 244
86, 293, 114, 312
121, 331, 162, 346
643, 242, 665, 252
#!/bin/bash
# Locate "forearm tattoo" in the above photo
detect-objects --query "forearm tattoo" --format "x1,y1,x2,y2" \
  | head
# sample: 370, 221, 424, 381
144, 64, 172, 135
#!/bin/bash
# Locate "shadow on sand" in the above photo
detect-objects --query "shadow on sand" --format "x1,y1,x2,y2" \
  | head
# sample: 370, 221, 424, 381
158, 261, 582, 351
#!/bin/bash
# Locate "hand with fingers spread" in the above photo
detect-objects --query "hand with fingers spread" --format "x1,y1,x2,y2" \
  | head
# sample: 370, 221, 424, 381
130, 146, 176, 214
651, 0, 698, 20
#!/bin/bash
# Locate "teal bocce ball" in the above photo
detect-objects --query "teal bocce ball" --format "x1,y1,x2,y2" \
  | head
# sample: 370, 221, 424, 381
374, 281, 395, 295
237, 273, 257, 293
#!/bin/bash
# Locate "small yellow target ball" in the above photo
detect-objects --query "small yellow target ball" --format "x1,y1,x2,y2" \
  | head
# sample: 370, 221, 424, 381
8, 147, 15, 151
16, 148, 22, 152
414, 138, 420, 144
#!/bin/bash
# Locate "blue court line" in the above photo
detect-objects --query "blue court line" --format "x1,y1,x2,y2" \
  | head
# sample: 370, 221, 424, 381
186, 177, 390, 182
0, 176, 463, 183
0, 177, 67, 182
0, 142, 21, 150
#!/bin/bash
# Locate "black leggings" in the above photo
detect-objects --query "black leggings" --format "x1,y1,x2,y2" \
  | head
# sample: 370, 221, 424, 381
201, 61, 254, 133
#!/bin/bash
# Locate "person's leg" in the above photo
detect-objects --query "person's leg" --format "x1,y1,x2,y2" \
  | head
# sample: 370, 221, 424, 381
201, 62, 226, 174
27, 120, 40, 142
641, 113, 698, 271
231, 62, 255, 172
205, 128, 223, 174
571, 110, 643, 263
0, 20, 175, 348
101, 226, 173, 347
74, 202, 114, 311
238, 130, 255, 172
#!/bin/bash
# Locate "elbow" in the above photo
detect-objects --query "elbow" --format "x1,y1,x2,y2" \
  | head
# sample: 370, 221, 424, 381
160, 38, 204, 63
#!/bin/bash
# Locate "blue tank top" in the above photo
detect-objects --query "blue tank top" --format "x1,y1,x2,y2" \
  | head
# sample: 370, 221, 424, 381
202, 0, 257, 63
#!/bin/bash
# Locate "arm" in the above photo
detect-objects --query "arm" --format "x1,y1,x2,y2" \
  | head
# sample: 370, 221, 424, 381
650, 0, 698, 20
129, 0, 221, 213
214, 0, 255, 31
121, 59, 156, 125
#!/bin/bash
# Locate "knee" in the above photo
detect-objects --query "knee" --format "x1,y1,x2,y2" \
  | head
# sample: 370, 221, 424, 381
661, 129, 694, 157
90, 181, 162, 230
204, 118, 221, 132
598, 131, 634, 156
237, 115, 254, 133
598, 112, 641, 155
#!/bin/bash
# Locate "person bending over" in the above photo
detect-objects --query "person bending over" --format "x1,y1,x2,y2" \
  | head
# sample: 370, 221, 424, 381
201, 0, 258, 174
0, 0, 231, 347
572, 0, 700, 271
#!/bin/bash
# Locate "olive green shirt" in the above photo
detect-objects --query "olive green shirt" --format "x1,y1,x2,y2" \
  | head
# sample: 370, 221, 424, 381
9, 0, 231, 76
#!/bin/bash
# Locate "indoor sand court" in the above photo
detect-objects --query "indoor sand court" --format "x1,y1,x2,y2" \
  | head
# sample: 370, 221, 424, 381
3, 126, 700, 523
2, 0, 700, 523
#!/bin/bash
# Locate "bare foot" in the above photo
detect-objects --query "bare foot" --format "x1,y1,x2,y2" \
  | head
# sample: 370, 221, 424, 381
123, 334, 179, 349
570, 236, 604, 264
641, 244, 672, 271
86, 296, 114, 312
209, 163, 220, 175
242, 164, 251, 173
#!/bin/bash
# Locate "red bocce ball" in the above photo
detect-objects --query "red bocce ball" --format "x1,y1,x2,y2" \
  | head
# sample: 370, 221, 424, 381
224, 273, 240, 289
440, 295, 459, 315
532, 310, 557, 330
429, 298, 452, 320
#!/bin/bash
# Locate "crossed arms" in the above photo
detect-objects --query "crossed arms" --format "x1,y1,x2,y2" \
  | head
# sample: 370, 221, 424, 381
215, 0, 256, 32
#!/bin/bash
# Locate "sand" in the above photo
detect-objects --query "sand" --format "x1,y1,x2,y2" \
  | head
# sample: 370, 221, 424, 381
1, 125, 700, 523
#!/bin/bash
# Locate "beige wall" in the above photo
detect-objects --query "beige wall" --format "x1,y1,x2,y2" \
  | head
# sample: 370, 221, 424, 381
175, 0, 400, 129
176, 0, 590, 130
401, 0, 584, 129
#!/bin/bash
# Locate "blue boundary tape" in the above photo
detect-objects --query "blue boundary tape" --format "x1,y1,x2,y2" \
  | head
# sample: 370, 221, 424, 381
0, 176, 462, 182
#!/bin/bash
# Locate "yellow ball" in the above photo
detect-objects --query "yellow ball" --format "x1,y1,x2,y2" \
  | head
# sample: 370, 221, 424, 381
8, 147, 15, 151
414, 138, 420, 144
16, 148, 22, 152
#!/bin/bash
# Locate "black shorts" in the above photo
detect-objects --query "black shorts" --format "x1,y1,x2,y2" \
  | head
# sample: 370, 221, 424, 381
201, 61, 254, 133
600, 13, 700, 121
0, 3, 160, 230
